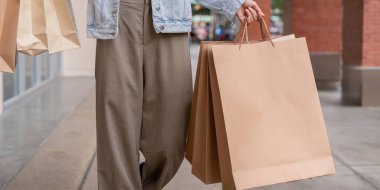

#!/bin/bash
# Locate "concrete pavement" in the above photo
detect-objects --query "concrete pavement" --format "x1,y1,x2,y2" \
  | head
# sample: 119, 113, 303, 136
6, 92, 96, 190
0, 77, 96, 190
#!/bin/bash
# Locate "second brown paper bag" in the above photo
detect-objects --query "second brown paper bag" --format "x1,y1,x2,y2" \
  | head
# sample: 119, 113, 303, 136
44, 0, 80, 54
213, 39, 335, 190
17, 0, 48, 56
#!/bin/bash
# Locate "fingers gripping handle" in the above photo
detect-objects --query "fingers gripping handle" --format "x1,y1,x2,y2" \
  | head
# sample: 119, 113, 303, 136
234, 18, 275, 48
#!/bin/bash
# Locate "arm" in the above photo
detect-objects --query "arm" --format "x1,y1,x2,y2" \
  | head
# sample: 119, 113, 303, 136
195, 0, 265, 24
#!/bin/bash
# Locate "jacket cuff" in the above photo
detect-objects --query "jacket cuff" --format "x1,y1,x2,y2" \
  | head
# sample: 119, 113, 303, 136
225, 0, 245, 21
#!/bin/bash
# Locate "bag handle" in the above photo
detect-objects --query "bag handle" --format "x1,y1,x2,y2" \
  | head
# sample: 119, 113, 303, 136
234, 17, 275, 49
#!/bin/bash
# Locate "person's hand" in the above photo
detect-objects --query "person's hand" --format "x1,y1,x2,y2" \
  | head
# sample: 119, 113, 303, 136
236, 0, 265, 24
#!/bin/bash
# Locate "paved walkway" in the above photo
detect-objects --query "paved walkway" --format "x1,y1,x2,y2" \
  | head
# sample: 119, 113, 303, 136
0, 77, 95, 190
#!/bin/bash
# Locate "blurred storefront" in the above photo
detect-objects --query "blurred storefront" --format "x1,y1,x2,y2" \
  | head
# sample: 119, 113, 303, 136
191, 0, 284, 42
191, 0, 238, 42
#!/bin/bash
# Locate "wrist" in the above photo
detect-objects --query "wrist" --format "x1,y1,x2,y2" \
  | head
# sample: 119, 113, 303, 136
227, 0, 246, 21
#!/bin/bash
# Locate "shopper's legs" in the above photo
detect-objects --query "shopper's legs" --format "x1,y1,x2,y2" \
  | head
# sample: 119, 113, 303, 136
139, 2, 193, 190
95, 1, 145, 189
95, 0, 192, 189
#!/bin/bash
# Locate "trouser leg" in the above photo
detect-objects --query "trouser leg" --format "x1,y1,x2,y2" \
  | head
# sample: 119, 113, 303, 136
139, 3, 193, 190
95, 1, 144, 189
95, 0, 192, 189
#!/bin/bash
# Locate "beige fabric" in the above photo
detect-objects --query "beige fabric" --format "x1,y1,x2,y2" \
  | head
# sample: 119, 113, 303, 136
94, 0, 193, 189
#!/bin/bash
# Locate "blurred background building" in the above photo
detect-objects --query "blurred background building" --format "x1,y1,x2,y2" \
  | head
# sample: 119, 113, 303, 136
189, 0, 380, 107
190, 0, 284, 42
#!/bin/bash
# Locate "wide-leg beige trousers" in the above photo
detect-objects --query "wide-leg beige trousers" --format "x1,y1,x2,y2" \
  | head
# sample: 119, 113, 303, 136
94, 0, 193, 189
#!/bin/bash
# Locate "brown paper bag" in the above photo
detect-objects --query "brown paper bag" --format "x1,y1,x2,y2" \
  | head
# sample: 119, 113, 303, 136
187, 20, 335, 190
17, 0, 48, 56
212, 31, 335, 190
44, 0, 80, 54
186, 23, 258, 170
186, 35, 297, 185
0, 0, 20, 73
186, 42, 221, 184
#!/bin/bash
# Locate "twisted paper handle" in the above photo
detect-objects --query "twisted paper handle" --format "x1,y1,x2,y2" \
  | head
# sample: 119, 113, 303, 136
234, 17, 275, 49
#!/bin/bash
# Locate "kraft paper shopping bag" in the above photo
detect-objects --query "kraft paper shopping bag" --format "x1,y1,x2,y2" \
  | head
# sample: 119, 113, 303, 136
44, 0, 80, 54
187, 19, 335, 190
186, 27, 255, 183
0, 0, 20, 73
186, 42, 221, 184
186, 29, 298, 185
210, 21, 335, 190
17, 0, 48, 56
186, 30, 297, 185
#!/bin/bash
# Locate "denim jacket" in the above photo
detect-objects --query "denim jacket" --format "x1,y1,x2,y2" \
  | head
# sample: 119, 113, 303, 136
87, 0, 245, 39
